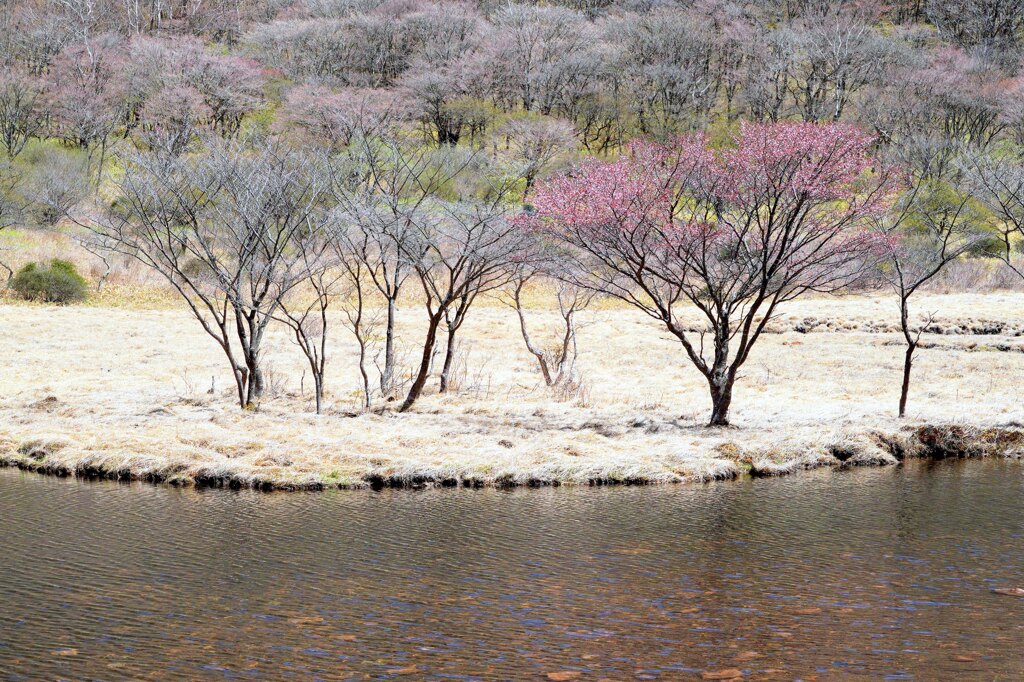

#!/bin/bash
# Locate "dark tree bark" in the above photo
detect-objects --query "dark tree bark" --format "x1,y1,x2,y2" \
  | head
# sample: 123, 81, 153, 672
400, 310, 444, 412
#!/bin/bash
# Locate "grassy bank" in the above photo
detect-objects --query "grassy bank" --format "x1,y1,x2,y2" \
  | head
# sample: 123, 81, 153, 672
3, 422, 1023, 491
1, 295, 1023, 491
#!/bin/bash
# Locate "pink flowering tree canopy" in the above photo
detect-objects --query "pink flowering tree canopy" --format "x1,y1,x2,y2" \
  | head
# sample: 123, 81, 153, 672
524, 121, 895, 425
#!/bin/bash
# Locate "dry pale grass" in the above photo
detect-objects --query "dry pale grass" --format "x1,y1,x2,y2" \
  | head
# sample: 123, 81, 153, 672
2, 290, 1024, 489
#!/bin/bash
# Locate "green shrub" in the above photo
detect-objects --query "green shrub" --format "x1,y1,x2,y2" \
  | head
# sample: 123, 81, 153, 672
10, 259, 89, 304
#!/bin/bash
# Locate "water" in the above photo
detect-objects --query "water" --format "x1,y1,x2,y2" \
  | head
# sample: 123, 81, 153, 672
1, 461, 1022, 681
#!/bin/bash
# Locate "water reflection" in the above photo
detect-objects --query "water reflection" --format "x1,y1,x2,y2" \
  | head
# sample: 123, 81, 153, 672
1, 461, 1022, 680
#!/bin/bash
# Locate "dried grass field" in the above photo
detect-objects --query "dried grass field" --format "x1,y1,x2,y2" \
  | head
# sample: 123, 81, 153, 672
2, 283, 1024, 489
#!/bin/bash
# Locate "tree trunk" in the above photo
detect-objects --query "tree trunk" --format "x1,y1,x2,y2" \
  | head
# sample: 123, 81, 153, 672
899, 342, 916, 419
245, 365, 263, 407
381, 296, 396, 397
243, 345, 264, 408
898, 296, 915, 419
357, 336, 371, 411
399, 313, 443, 412
232, 364, 248, 410
439, 328, 457, 393
708, 370, 734, 427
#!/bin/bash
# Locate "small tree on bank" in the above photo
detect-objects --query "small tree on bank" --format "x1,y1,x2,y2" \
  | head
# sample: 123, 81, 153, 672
274, 229, 340, 415
525, 122, 894, 426
508, 272, 593, 389
334, 135, 474, 398
398, 155, 530, 411
874, 179, 987, 417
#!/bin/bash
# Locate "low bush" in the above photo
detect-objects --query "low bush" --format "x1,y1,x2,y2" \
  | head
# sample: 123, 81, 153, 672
10, 259, 89, 303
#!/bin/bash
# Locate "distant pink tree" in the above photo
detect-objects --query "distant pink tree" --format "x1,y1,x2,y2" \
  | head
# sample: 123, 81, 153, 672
277, 85, 396, 149
45, 38, 129, 183
189, 54, 266, 137
525, 122, 894, 426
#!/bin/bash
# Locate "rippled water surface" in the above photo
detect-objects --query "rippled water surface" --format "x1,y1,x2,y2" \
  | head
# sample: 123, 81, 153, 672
2, 461, 1023, 680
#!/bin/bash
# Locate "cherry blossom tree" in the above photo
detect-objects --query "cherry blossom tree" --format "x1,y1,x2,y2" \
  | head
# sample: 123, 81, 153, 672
525, 121, 894, 426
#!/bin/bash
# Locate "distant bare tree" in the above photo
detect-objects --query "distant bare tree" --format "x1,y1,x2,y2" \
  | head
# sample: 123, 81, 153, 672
0, 70, 43, 159
960, 150, 1024, 280
925, 0, 1024, 53
0, 161, 25, 282
493, 116, 576, 196
781, 6, 892, 122
277, 85, 395, 150
22, 148, 90, 227
484, 5, 604, 118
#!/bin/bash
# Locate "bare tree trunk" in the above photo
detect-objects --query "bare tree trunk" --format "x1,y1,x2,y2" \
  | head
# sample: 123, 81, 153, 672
0, 255, 12, 285
400, 312, 443, 412
513, 281, 554, 385
95, 253, 111, 291
313, 374, 323, 415
899, 342, 915, 419
708, 372, 734, 427
238, 314, 266, 408
231, 360, 249, 410
707, 323, 733, 426
95, 135, 109, 187
356, 332, 371, 411
381, 296, 396, 396
898, 296, 916, 419
439, 296, 472, 394
439, 328, 457, 393
245, 358, 263, 407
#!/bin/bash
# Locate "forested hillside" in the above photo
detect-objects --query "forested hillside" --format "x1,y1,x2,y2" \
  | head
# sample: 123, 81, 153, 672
0, 0, 1022, 173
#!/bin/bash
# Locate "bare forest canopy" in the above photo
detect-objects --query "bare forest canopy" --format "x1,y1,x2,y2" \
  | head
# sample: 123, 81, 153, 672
0, 0, 1023, 155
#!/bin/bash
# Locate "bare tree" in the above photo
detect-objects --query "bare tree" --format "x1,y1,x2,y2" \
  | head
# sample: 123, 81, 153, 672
484, 5, 604, 118
622, 8, 721, 134
493, 116, 576, 196
0, 70, 44, 159
333, 134, 473, 398
0, 161, 26, 282
274, 223, 339, 415
874, 176, 987, 417
74, 137, 332, 409
961, 150, 1024, 280
508, 269, 593, 388
328, 216, 387, 412
925, 0, 1024, 54
398, 155, 529, 410
337, 251, 380, 412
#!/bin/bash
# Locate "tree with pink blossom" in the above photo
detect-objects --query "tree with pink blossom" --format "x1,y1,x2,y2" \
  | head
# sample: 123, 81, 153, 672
524, 121, 895, 426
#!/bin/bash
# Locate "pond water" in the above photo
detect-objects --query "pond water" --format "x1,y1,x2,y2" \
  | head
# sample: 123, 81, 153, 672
1, 461, 1023, 681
